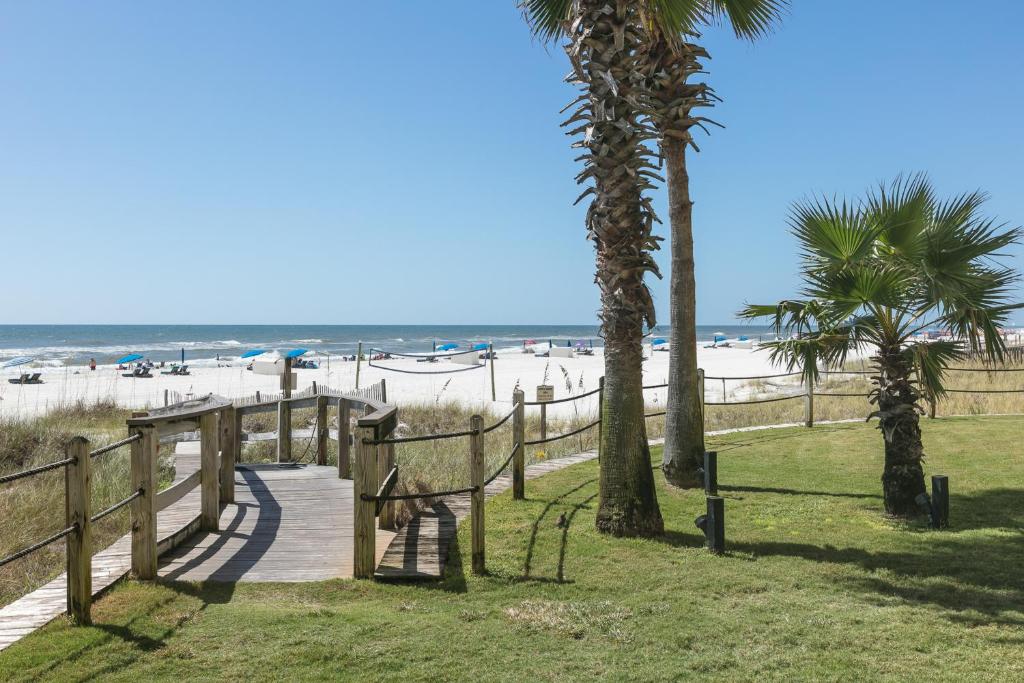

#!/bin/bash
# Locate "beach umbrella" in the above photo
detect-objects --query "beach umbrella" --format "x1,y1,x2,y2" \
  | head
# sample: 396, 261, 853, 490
436, 343, 458, 352
471, 343, 488, 351
240, 349, 268, 359
284, 348, 308, 359
116, 353, 143, 364
652, 338, 666, 345
1, 356, 34, 369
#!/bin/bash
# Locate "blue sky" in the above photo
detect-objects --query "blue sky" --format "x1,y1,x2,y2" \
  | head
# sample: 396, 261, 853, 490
1, 1, 1022, 326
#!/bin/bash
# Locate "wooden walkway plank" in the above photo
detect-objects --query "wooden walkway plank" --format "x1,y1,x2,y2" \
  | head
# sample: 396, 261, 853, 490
374, 451, 598, 580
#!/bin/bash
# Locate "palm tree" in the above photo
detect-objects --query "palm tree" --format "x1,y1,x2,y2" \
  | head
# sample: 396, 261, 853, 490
741, 176, 1021, 517
521, 1, 787, 488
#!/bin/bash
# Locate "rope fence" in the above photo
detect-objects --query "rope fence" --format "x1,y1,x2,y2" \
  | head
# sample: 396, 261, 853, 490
90, 433, 142, 460
0, 456, 75, 486
90, 489, 143, 524
0, 524, 77, 569
524, 419, 600, 446
484, 444, 518, 487
482, 405, 517, 434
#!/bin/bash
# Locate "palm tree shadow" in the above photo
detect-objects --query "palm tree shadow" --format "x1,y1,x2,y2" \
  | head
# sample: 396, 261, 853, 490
521, 478, 597, 582
719, 484, 882, 500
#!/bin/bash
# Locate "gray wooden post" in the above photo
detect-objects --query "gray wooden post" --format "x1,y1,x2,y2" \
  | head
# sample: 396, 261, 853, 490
353, 424, 377, 579
65, 436, 91, 625
219, 406, 236, 504
470, 414, 485, 575
377, 439, 396, 530
355, 342, 363, 390
200, 411, 220, 532
489, 343, 496, 401
512, 389, 525, 500
130, 424, 158, 579
539, 403, 547, 443
338, 398, 351, 479
277, 398, 292, 463
804, 380, 815, 428
380, 377, 387, 403
316, 395, 329, 466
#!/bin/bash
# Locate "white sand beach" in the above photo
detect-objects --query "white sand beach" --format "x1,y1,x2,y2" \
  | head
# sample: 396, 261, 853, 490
0, 344, 797, 420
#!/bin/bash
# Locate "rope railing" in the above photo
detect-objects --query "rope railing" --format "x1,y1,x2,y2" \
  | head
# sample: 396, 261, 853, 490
704, 371, 802, 381
815, 392, 872, 398
705, 394, 803, 406
0, 524, 77, 568
524, 419, 601, 446
523, 386, 601, 406
645, 410, 666, 418
361, 485, 479, 503
643, 382, 668, 390
943, 387, 1024, 394
90, 433, 142, 460
0, 456, 75, 486
369, 427, 478, 446
482, 405, 518, 434
366, 361, 484, 375
484, 444, 518, 487
90, 489, 143, 523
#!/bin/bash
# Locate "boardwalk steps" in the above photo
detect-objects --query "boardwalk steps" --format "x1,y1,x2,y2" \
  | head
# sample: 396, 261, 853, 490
374, 451, 598, 580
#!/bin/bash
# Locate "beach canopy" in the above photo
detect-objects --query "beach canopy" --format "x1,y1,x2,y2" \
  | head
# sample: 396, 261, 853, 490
713, 335, 727, 343
436, 343, 458, 352
1, 356, 34, 369
471, 343, 488, 351
240, 349, 268, 359
116, 353, 143, 364
284, 348, 308, 359
652, 338, 666, 345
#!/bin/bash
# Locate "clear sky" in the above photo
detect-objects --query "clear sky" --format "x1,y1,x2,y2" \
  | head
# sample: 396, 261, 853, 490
1, 1, 1022, 326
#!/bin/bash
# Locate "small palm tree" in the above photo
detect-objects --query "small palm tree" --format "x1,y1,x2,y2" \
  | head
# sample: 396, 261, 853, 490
741, 175, 1021, 517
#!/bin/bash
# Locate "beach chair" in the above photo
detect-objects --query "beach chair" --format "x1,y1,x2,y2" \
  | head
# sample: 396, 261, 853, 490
177, 365, 190, 376
7, 373, 29, 384
160, 364, 179, 376
27, 373, 43, 384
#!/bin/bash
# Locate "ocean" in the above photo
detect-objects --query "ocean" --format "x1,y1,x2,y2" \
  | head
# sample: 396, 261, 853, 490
0, 324, 775, 366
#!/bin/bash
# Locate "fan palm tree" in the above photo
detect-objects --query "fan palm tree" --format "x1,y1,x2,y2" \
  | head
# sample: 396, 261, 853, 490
522, 0, 787, 488
522, 0, 665, 536
741, 175, 1021, 517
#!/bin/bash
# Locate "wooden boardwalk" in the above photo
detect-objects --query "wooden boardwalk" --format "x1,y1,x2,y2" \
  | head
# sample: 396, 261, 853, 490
0, 444, 204, 653
159, 464, 395, 582
375, 450, 598, 580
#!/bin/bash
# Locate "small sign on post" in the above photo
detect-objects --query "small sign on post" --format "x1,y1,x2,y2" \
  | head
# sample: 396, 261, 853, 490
536, 385, 554, 403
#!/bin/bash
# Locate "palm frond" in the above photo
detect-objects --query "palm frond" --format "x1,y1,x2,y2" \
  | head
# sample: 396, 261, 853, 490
519, 0, 572, 43
705, 0, 788, 39
902, 340, 964, 398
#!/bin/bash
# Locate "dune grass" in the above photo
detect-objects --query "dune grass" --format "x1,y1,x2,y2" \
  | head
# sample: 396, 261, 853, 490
2, 416, 1022, 681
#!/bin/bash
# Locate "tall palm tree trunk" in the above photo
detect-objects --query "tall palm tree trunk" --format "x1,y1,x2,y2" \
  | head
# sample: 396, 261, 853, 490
661, 135, 704, 486
566, 0, 663, 536
874, 349, 927, 516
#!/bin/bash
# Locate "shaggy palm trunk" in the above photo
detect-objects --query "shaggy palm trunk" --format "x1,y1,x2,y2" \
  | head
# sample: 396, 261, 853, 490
874, 348, 927, 516
661, 136, 704, 487
565, 0, 663, 536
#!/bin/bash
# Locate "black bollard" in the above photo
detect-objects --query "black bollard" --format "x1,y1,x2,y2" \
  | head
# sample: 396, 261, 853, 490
694, 496, 725, 554
931, 475, 949, 529
704, 451, 718, 495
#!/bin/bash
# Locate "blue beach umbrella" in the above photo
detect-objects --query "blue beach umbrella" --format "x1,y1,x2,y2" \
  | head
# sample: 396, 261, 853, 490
1, 356, 34, 369
116, 353, 143, 364
436, 343, 458, 352
284, 348, 308, 359
471, 343, 488, 351
240, 349, 268, 359
652, 338, 666, 345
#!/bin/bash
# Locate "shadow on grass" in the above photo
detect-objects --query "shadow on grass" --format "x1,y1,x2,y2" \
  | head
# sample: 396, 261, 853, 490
521, 478, 597, 583
719, 484, 882, 500
709, 423, 863, 454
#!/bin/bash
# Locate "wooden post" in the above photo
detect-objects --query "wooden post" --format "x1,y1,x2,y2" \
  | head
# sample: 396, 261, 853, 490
804, 380, 815, 428
489, 343, 496, 402
219, 406, 236, 504
281, 356, 293, 399
697, 368, 705, 433
380, 377, 387, 403
65, 436, 91, 625
353, 424, 377, 579
163, 389, 168, 407
200, 411, 220, 532
316, 395, 329, 466
130, 424, 158, 580
377, 439, 396, 530
705, 496, 725, 554
539, 403, 547, 444
277, 398, 292, 463
232, 406, 244, 465
703, 450, 718, 495
355, 341, 363, 390
338, 398, 351, 479
470, 414, 485, 575
512, 389, 525, 500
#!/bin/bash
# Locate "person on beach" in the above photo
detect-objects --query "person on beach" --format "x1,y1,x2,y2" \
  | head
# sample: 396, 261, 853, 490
89, 358, 96, 371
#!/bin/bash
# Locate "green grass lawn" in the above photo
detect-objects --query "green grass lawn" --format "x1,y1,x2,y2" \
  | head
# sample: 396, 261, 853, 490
2, 416, 1023, 681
